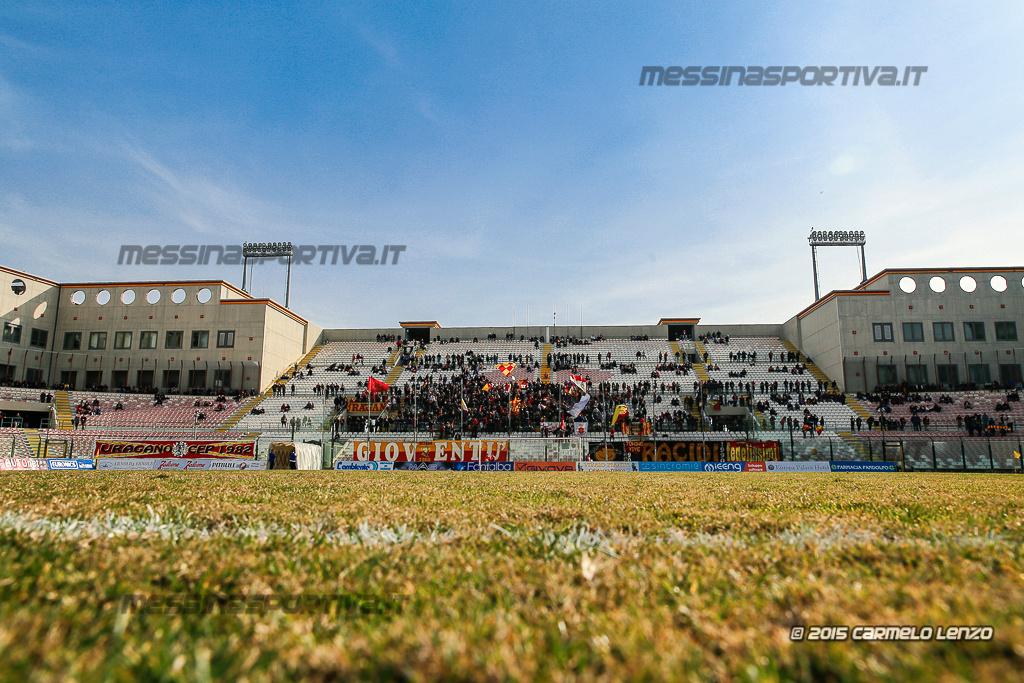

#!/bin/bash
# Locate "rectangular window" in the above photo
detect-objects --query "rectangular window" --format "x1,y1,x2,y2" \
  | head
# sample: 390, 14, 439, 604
213, 368, 232, 387
114, 331, 132, 349
89, 332, 107, 350
139, 331, 158, 349
936, 364, 959, 386
187, 369, 207, 390
873, 323, 893, 342
964, 322, 985, 341
877, 365, 898, 385
933, 322, 955, 342
163, 369, 180, 390
968, 363, 991, 385
191, 330, 209, 349
995, 321, 1017, 341
902, 322, 924, 342
906, 365, 928, 385
2, 323, 22, 344
999, 364, 1022, 385
29, 328, 48, 348
165, 330, 183, 349
63, 332, 81, 350
216, 330, 235, 348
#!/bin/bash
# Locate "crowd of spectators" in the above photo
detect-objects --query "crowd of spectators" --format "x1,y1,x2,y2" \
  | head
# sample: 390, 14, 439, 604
857, 382, 1023, 433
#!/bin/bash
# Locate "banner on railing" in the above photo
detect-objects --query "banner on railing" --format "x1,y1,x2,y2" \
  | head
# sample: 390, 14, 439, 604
725, 441, 781, 462
829, 461, 897, 472
353, 440, 509, 462
590, 440, 724, 462
96, 457, 266, 470
335, 461, 395, 471
46, 459, 94, 470
94, 439, 256, 459
764, 461, 831, 472
346, 400, 389, 414
514, 462, 576, 471
0, 458, 48, 471
578, 461, 637, 471
636, 462, 704, 472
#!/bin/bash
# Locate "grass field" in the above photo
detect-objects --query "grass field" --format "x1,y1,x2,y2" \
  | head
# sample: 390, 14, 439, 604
0, 472, 1022, 682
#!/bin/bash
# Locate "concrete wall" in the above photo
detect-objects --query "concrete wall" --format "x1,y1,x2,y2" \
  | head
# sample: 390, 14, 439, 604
321, 323, 787, 343
783, 298, 846, 388
0, 267, 62, 384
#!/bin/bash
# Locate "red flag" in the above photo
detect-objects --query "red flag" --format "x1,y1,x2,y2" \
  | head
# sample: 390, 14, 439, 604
368, 377, 390, 394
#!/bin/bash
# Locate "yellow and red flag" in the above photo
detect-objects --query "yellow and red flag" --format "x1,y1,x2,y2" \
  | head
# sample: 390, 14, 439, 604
497, 362, 516, 377
611, 404, 629, 425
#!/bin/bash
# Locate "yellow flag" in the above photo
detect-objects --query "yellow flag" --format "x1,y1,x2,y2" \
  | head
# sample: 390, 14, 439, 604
1015, 451, 1022, 459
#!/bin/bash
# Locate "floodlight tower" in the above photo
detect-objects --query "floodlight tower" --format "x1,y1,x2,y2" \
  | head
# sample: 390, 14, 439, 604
241, 242, 295, 308
808, 229, 867, 301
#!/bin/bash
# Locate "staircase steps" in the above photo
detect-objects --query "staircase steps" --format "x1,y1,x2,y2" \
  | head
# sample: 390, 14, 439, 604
693, 340, 711, 382
217, 344, 323, 432
54, 390, 73, 430
541, 343, 552, 383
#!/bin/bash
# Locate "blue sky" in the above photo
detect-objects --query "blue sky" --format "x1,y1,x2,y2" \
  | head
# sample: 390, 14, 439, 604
1, 2, 1023, 329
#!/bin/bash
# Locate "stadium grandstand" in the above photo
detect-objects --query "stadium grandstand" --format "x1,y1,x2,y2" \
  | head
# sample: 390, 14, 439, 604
2, 263, 1024, 470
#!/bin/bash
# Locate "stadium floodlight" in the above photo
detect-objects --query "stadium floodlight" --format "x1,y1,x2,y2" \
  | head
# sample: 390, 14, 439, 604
241, 241, 295, 307
808, 229, 867, 301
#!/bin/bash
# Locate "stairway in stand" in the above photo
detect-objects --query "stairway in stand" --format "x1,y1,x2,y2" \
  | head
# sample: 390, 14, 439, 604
780, 340, 873, 457
781, 340, 832, 386
541, 343, 552, 383
384, 346, 406, 385
692, 340, 711, 382
54, 391, 73, 430
22, 428, 41, 457
218, 344, 323, 432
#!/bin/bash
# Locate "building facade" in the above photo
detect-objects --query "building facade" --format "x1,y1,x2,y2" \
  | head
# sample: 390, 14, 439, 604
0, 266, 319, 393
787, 268, 1024, 393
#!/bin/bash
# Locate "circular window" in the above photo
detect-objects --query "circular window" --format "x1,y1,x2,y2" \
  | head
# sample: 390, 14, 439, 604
959, 275, 977, 293
96, 290, 111, 305
71, 290, 86, 305
121, 290, 136, 305
991, 275, 1007, 292
197, 288, 212, 303
32, 302, 47, 319
10, 279, 25, 295
147, 289, 161, 304
929, 276, 946, 293
171, 288, 187, 304
898, 276, 917, 293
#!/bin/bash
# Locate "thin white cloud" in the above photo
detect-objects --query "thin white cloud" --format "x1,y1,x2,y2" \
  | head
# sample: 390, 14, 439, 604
122, 145, 283, 236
